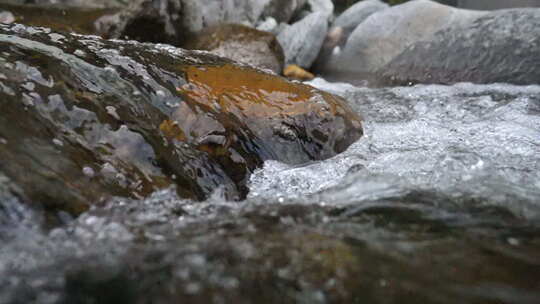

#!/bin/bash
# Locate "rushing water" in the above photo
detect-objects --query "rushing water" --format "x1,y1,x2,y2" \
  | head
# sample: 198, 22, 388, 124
1, 79, 540, 303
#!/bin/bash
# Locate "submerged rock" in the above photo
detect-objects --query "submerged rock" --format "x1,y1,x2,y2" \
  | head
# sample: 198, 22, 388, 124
380, 9, 540, 85
277, 11, 328, 69
183, 24, 284, 74
0, 24, 362, 214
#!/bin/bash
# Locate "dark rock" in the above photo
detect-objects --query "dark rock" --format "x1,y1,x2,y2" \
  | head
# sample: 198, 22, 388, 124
380, 9, 540, 85
306, 0, 334, 20
97, 0, 307, 46
95, 0, 183, 44
259, 0, 308, 24
458, 0, 540, 10
0, 23, 362, 214
277, 11, 329, 69
183, 24, 284, 74
0, 0, 128, 9
0, 2, 117, 35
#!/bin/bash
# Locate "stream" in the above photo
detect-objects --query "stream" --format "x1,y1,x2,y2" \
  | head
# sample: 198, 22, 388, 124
1, 78, 540, 303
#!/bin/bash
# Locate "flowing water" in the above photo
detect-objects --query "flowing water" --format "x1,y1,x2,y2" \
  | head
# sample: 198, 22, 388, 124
1, 78, 539, 303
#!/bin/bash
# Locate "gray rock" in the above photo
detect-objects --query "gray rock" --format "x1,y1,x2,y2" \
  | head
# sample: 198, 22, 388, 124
380, 9, 540, 85
307, 0, 334, 19
333, 0, 388, 39
313, 0, 388, 73
323, 0, 483, 80
277, 11, 329, 68
0, 11, 15, 24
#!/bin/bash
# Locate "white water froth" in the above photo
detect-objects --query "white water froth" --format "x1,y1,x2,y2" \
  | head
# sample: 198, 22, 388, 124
249, 79, 540, 219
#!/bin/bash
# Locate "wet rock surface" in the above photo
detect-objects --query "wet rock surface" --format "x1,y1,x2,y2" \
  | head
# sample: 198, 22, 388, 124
0, 2, 117, 35
1, 80, 540, 304
183, 24, 284, 74
97, 0, 307, 46
0, 0, 128, 9
380, 8, 540, 85
0, 23, 362, 214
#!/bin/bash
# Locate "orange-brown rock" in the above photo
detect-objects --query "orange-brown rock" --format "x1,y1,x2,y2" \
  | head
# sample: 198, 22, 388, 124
0, 24, 362, 214
283, 64, 315, 81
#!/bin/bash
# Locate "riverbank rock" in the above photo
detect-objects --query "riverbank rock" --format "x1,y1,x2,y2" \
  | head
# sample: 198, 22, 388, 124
313, 0, 388, 73
183, 24, 284, 74
0, 23, 362, 215
277, 11, 328, 69
97, 0, 307, 46
0, 0, 128, 9
321, 0, 484, 82
307, 0, 334, 20
333, 0, 388, 43
379, 9, 540, 85
0, 2, 117, 34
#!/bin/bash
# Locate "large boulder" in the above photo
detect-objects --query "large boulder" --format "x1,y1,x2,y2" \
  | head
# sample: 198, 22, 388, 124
321, 0, 483, 82
313, 0, 388, 73
277, 11, 328, 69
379, 9, 540, 85
183, 24, 284, 74
306, 0, 334, 20
332, 0, 388, 42
0, 23, 362, 214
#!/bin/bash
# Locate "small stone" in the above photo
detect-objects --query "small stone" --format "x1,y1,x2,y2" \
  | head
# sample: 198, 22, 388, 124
0, 11, 15, 24
82, 166, 95, 178
283, 64, 314, 81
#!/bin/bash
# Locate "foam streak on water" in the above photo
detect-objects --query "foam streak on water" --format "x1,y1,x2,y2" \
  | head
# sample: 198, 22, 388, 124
251, 80, 540, 219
